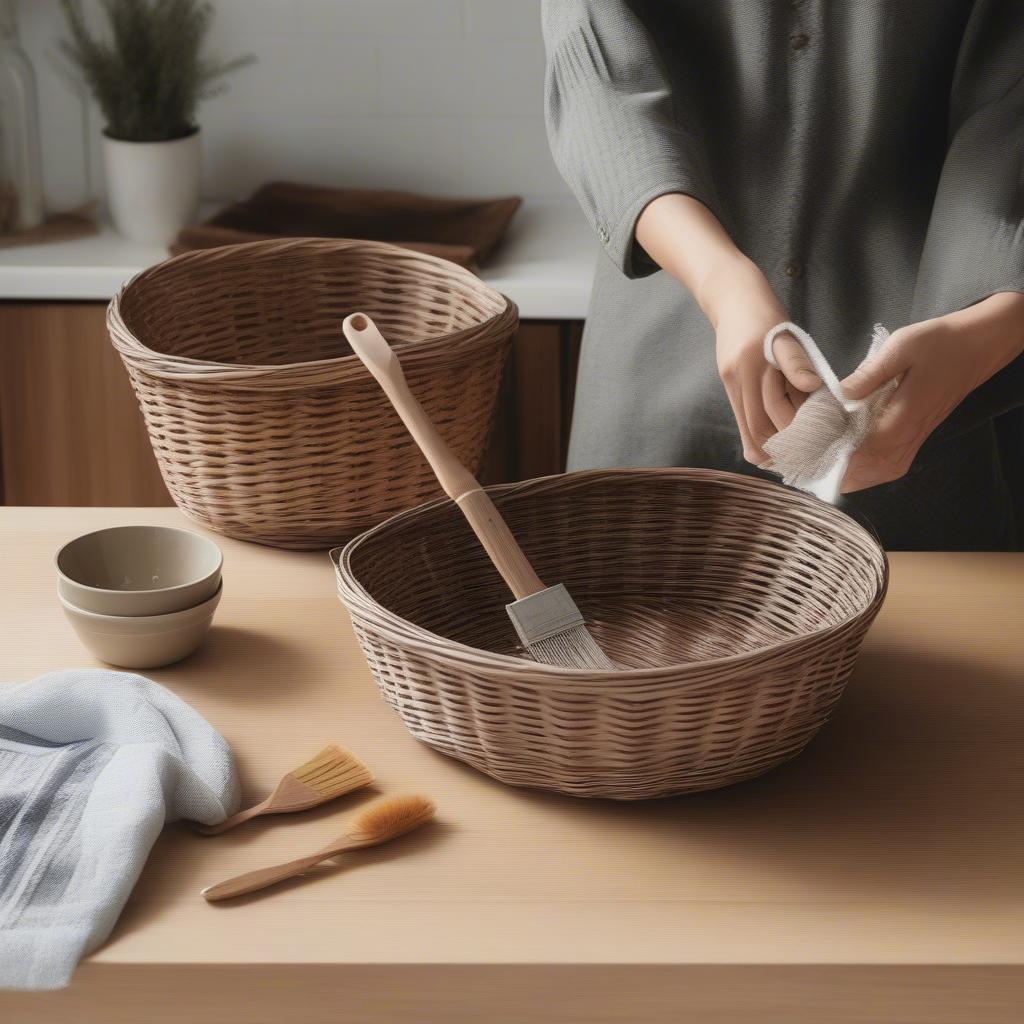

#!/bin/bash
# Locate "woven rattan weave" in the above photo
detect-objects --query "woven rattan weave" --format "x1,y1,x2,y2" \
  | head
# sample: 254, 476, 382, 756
335, 469, 888, 799
108, 237, 516, 548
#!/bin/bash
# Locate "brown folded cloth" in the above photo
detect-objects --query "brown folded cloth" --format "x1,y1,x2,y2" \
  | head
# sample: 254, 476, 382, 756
171, 182, 522, 268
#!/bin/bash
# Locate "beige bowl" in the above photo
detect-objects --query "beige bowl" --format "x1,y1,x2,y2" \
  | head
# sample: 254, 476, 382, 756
56, 525, 222, 616
59, 583, 222, 669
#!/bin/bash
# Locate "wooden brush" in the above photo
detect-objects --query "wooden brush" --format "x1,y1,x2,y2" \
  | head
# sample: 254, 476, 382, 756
342, 312, 616, 671
201, 794, 437, 901
193, 744, 374, 835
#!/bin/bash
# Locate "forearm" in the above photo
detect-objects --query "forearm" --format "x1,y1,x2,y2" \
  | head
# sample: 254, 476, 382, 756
635, 193, 760, 326
635, 192, 822, 463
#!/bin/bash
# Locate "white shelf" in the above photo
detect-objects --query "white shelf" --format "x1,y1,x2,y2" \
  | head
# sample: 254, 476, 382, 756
0, 199, 598, 320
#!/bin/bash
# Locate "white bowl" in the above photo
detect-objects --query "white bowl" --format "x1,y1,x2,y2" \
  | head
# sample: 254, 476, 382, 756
59, 583, 222, 669
56, 525, 222, 616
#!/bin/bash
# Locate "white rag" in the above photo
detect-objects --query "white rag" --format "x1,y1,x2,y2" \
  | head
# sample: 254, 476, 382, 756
0, 669, 239, 990
761, 321, 898, 503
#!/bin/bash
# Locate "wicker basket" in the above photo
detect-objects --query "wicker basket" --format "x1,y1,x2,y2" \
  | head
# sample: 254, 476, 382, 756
335, 469, 888, 799
108, 238, 516, 549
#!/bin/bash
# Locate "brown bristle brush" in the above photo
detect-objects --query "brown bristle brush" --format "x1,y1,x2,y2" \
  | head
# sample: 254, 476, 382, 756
192, 744, 374, 835
201, 794, 437, 901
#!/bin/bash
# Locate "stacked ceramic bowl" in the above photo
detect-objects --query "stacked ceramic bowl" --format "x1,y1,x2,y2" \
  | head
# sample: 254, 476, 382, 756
56, 526, 223, 669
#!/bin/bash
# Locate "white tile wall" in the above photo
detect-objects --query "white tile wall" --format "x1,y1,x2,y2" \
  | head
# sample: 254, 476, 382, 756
13, 0, 567, 211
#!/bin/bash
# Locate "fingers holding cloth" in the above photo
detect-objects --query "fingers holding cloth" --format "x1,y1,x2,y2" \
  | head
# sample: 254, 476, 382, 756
761, 322, 902, 503
761, 329, 823, 433
710, 294, 823, 464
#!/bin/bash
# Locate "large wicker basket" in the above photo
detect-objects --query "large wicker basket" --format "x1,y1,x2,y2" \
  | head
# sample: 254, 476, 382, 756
108, 238, 516, 548
335, 469, 888, 800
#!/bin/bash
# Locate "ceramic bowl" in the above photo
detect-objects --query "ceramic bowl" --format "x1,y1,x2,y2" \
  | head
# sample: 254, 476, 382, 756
56, 525, 222, 616
59, 583, 222, 669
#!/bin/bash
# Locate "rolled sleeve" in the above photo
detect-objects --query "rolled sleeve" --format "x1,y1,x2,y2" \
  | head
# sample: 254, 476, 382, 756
542, 0, 722, 278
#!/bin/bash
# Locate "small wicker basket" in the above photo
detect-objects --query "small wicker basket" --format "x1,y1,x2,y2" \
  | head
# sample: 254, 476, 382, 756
108, 237, 516, 549
335, 469, 888, 800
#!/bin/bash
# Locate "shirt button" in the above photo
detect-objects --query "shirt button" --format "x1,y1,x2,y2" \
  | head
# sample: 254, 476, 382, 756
791, 32, 810, 50
784, 260, 804, 279
598, 225, 610, 243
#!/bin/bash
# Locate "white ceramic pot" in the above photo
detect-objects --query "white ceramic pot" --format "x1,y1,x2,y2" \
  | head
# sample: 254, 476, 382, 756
102, 129, 201, 244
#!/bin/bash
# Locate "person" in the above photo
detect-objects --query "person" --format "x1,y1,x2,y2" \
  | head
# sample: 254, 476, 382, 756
542, 0, 1024, 549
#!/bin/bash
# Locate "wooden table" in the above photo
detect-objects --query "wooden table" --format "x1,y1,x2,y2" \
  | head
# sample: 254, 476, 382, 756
2, 508, 1022, 1023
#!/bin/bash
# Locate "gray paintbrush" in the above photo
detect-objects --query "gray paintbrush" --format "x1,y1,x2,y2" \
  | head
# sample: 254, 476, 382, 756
342, 312, 615, 671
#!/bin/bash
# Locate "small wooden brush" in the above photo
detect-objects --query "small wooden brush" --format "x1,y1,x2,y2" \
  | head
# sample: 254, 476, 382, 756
193, 744, 374, 835
201, 794, 437, 901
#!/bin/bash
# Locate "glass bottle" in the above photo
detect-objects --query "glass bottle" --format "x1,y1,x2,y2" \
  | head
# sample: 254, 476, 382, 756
0, 0, 43, 232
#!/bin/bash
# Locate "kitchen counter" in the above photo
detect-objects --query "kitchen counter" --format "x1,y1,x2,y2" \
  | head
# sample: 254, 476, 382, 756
0, 199, 599, 319
2, 506, 1022, 1023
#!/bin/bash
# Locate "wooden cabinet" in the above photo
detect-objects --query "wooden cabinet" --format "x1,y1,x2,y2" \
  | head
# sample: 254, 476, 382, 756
0, 303, 170, 505
0, 303, 582, 505
480, 320, 582, 484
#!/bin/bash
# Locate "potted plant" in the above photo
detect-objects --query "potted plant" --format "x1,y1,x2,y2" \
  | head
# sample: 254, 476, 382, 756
59, 0, 252, 244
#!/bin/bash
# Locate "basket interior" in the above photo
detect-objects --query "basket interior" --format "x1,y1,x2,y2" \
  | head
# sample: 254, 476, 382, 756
118, 241, 505, 366
344, 472, 886, 670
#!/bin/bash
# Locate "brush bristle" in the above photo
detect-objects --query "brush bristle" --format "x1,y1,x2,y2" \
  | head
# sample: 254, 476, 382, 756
291, 744, 374, 798
506, 585, 617, 670
527, 625, 617, 670
350, 794, 436, 842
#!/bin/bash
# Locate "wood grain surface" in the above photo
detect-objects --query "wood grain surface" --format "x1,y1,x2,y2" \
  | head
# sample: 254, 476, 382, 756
0, 304, 170, 506
1, 507, 1021, 1022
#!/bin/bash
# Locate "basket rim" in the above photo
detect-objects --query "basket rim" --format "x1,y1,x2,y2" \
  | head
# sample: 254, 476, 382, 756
107, 236, 517, 389
334, 467, 890, 686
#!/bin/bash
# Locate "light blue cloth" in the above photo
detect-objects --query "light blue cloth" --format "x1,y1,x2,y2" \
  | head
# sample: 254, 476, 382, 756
0, 670, 239, 990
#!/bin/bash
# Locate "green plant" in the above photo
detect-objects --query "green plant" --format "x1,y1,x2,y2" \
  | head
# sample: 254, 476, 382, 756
59, 0, 253, 142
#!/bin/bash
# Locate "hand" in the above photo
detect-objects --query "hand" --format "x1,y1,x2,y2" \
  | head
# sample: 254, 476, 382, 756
840, 291, 1024, 493
702, 257, 822, 463
634, 194, 822, 462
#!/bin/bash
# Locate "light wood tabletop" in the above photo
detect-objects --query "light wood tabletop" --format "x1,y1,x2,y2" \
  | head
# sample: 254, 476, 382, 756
1, 507, 1022, 1023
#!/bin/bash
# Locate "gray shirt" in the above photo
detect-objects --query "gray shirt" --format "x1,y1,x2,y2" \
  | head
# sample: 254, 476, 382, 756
543, 0, 1024, 549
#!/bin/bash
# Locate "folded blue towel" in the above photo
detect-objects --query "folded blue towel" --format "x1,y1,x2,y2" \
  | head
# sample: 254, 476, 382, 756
0, 669, 239, 990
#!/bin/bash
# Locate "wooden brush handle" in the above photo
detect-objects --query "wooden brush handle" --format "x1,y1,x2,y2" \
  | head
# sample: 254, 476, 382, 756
203, 848, 344, 902
342, 313, 545, 600
191, 798, 271, 836
452, 489, 545, 600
